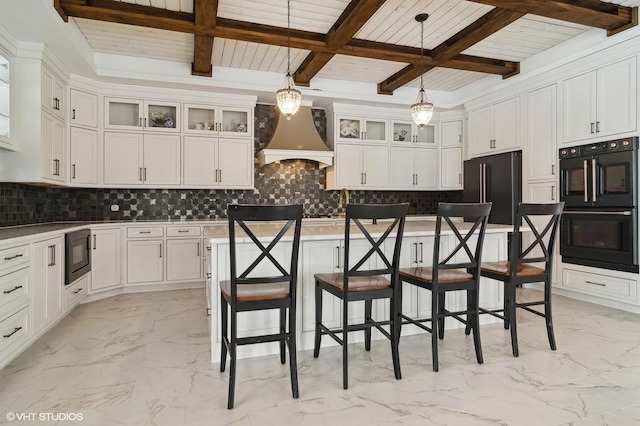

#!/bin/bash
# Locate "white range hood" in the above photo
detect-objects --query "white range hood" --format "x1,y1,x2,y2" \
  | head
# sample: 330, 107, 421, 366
257, 106, 333, 169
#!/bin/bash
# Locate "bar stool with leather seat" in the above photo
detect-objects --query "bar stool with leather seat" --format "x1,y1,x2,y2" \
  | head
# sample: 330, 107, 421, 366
219, 204, 303, 409
313, 203, 408, 389
399, 202, 492, 372
477, 202, 564, 357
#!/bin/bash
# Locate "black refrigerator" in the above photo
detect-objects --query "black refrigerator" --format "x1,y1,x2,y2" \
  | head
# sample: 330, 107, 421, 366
463, 150, 522, 225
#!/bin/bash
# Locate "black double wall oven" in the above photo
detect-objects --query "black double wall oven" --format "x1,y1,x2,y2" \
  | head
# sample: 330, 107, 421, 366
559, 137, 638, 273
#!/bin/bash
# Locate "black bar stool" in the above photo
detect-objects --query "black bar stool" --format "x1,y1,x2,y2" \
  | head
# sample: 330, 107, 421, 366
399, 202, 492, 372
219, 204, 303, 409
313, 203, 408, 389
477, 202, 564, 357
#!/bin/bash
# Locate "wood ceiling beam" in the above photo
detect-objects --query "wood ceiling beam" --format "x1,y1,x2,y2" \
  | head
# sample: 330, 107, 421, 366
192, 0, 218, 77
55, 0, 518, 88
469, 0, 638, 35
293, 0, 386, 86
431, 8, 525, 61
377, 7, 523, 94
378, 64, 435, 95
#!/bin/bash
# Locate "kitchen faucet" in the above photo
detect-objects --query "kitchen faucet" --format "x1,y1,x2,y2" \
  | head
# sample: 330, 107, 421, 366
337, 188, 349, 215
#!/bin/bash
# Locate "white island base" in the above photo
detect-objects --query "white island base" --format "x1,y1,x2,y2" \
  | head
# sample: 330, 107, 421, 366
204, 219, 513, 362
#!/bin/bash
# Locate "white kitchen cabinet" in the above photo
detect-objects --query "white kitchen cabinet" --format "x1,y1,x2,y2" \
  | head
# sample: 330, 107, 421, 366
0, 307, 29, 370
127, 240, 164, 284
69, 126, 98, 185
166, 238, 201, 281
440, 147, 463, 189
69, 88, 98, 128
335, 115, 387, 143
65, 274, 88, 311
561, 267, 637, 304
90, 228, 122, 293
32, 237, 63, 338
390, 146, 438, 190
105, 97, 180, 132
333, 143, 388, 189
183, 103, 252, 138
562, 57, 636, 144
41, 111, 65, 183
42, 66, 65, 120
183, 136, 253, 188
441, 120, 463, 147
0, 51, 12, 150
0, 55, 69, 184
103, 132, 180, 186
391, 119, 436, 145
469, 96, 520, 156
527, 84, 558, 182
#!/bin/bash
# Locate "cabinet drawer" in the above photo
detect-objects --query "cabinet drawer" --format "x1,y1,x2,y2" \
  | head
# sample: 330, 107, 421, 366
562, 268, 637, 302
0, 245, 30, 271
0, 307, 29, 361
65, 274, 88, 309
0, 267, 29, 316
127, 227, 164, 238
166, 226, 201, 237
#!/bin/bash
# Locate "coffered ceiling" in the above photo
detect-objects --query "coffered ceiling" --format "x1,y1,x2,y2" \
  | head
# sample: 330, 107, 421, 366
50, 0, 639, 94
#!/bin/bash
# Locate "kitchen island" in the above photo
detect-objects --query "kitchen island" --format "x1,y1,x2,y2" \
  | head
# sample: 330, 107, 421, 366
204, 218, 513, 362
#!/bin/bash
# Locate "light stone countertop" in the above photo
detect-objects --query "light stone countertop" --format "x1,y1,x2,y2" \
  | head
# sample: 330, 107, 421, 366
204, 219, 515, 243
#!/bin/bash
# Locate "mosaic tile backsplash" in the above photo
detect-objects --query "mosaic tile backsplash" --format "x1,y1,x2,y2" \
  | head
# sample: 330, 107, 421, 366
0, 105, 461, 227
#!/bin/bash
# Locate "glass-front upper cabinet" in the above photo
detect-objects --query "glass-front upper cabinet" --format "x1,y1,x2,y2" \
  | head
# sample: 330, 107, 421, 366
104, 97, 180, 132
391, 120, 436, 145
336, 116, 387, 143
183, 103, 252, 138
0, 52, 11, 149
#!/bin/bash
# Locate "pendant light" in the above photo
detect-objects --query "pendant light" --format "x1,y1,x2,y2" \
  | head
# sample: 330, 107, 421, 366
276, 0, 302, 120
410, 13, 434, 128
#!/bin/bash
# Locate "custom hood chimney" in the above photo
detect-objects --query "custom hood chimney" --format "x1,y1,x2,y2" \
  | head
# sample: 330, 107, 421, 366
257, 106, 333, 168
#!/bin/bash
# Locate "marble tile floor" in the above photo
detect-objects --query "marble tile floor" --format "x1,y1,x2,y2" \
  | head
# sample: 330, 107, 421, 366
1, 288, 639, 426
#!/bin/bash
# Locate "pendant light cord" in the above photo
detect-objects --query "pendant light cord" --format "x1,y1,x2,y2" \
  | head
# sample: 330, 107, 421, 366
419, 17, 424, 90
287, 0, 291, 74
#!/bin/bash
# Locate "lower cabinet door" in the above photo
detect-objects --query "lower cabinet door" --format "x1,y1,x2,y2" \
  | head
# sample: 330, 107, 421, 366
32, 238, 63, 337
127, 240, 164, 284
91, 228, 122, 292
166, 238, 201, 281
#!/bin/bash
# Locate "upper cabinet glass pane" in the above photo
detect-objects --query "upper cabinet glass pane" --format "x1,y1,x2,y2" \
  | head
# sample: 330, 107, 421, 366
186, 106, 216, 131
392, 122, 413, 142
339, 118, 361, 139
220, 109, 249, 133
416, 124, 435, 144
0, 53, 9, 141
147, 103, 177, 129
364, 119, 386, 141
108, 100, 140, 127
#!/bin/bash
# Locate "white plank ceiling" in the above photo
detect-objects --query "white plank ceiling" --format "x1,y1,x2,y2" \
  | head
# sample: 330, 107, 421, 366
72, 0, 640, 92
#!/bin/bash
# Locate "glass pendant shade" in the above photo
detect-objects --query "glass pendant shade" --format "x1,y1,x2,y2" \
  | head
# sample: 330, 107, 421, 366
276, 71, 302, 120
410, 87, 434, 128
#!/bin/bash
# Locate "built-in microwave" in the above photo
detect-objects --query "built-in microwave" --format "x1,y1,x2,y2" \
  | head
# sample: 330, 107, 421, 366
65, 229, 91, 284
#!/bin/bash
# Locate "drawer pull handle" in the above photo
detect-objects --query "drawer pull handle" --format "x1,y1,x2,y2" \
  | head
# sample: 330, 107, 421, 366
3, 327, 22, 339
3, 285, 23, 294
178, 230, 189, 233
4, 254, 24, 261
585, 280, 606, 287
73, 288, 83, 294
139, 231, 151, 234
